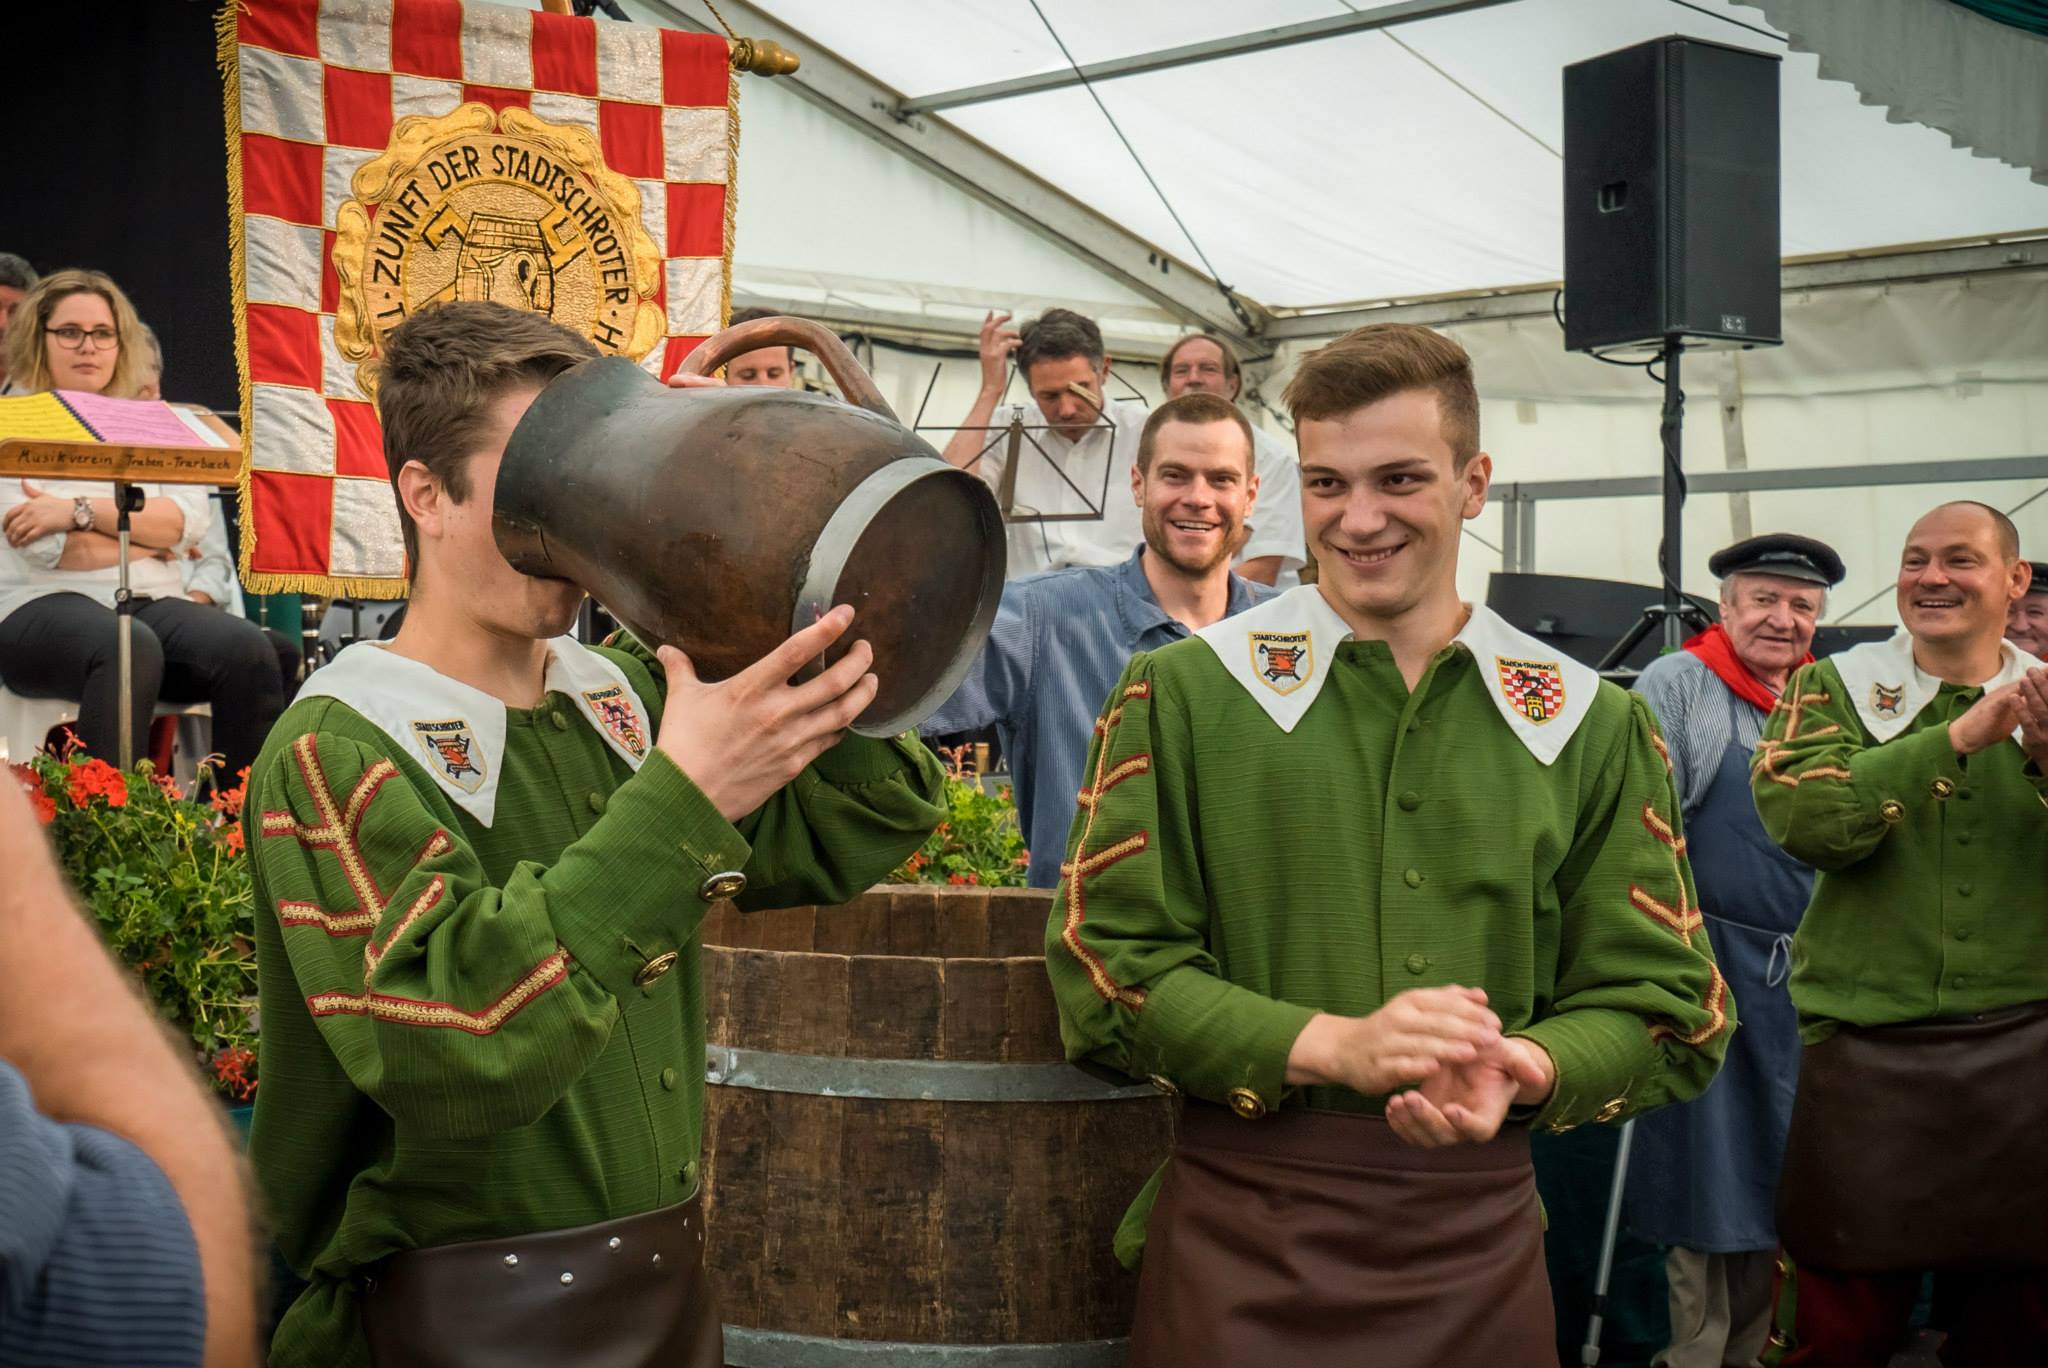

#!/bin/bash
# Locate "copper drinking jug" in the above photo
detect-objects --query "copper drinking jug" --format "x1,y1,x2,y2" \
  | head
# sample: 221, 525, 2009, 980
494, 316, 1005, 736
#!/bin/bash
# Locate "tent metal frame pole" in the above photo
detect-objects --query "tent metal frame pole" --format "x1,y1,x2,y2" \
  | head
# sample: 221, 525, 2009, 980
899, 0, 1526, 115
634, 0, 1266, 349
1263, 237, 2048, 338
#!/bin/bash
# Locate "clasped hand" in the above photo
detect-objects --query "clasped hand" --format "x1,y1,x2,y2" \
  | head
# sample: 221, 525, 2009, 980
1287, 987, 1556, 1148
1950, 668, 2048, 767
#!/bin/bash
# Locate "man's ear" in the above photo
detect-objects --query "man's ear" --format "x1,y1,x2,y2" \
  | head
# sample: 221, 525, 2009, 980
396, 461, 443, 540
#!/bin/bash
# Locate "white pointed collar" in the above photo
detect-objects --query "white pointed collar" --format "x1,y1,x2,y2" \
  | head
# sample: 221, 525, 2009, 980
1190, 585, 1599, 764
1830, 629, 2042, 743
294, 637, 651, 826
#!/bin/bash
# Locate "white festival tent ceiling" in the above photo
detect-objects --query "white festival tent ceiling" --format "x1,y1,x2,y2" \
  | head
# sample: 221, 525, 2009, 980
581, 0, 2047, 622
600, 0, 2048, 351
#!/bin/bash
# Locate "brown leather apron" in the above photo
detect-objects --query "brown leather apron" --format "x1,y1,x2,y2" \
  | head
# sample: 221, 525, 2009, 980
361, 1194, 721, 1368
1777, 1002, 2048, 1274
1130, 1103, 1555, 1367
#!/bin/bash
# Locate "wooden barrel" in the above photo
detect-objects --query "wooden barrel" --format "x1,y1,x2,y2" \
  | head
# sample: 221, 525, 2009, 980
700, 885, 1176, 1367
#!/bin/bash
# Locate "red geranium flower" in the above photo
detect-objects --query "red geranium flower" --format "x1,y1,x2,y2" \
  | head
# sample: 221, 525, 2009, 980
66, 758, 127, 809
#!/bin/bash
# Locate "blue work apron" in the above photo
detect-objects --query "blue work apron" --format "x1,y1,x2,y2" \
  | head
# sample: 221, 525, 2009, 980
1624, 685, 1812, 1252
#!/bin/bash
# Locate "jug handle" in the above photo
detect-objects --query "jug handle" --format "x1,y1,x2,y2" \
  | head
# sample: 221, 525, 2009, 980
676, 315, 897, 421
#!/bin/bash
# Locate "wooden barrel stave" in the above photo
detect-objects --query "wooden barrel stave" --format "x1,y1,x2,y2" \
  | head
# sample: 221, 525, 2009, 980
701, 887, 1174, 1357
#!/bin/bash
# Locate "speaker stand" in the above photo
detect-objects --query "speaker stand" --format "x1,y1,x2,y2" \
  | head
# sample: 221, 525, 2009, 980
1593, 336, 1714, 673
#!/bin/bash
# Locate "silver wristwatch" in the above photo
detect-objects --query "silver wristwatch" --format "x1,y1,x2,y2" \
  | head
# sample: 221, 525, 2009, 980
71, 497, 94, 531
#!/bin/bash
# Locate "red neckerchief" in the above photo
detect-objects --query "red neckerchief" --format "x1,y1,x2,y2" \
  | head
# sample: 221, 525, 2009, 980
1681, 624, 1810, 712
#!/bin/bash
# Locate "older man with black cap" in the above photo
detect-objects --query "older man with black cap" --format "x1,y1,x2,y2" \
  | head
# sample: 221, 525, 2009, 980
1624, 532, 1843, 1368
2006, 561, 2048, 657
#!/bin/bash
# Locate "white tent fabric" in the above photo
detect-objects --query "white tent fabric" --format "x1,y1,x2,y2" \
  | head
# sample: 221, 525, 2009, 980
754, 0, 2048, 305
527, 0, 2048, 621
1757, 0, 2048, 188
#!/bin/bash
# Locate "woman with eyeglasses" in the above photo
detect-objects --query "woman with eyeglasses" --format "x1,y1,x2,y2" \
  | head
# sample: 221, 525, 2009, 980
0, 267, 282, 779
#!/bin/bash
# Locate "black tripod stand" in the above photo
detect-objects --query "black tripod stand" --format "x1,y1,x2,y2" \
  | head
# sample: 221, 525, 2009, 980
1595, 336, 1714, 675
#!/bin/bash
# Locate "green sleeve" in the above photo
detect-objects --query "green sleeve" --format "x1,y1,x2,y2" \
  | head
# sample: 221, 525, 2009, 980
595, 636, 946, 907
733, 732, 946, 909
250, 730, 746, 1141
1751, 661, 1964, 870
1043, 654, 1316, 1110
1515, 692, 1734, 1131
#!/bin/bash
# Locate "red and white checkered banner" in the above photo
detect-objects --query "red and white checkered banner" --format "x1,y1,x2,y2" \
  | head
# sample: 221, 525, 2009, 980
223, 0, 737, 596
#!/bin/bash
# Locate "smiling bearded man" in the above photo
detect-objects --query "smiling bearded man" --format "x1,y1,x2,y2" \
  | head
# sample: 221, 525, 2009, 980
1045, 322, 1732, 1365
1754, 501, 2048, 1367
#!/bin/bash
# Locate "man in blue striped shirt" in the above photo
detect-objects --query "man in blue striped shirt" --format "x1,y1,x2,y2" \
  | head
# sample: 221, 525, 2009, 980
924, 392, 1279, 886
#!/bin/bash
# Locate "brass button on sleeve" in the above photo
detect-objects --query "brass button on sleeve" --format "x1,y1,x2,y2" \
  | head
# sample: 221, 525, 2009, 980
699, 870, 747, 902
1878, 799, 1905, 824
1930, 776, 1956, 800
1593, 1095, 1627, 1123
1148, 1074, 1181, 1097
1226, 1087, 1268, 1120
633, 951, 679, 987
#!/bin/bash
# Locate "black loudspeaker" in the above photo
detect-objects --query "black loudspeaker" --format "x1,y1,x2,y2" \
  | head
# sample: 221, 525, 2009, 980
1563, 36, 1782, 355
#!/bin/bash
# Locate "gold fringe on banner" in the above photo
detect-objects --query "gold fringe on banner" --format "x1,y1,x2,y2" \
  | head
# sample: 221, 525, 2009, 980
720, 64, 742, 332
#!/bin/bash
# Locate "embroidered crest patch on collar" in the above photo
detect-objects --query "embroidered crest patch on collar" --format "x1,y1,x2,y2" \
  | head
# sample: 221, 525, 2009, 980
1871, 682, 1906, 720
582, 685, 648, 759
1249, 630, 1314, 695
1497, 656, 1566, 725
410, 719, 488, 794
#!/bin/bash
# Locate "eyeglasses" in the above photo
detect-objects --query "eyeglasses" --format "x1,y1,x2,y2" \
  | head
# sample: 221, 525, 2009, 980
46, 326, 120, 351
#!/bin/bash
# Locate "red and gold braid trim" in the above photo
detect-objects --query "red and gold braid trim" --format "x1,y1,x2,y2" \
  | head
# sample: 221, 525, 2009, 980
1060, 680, 1157, 1011
279, 900, 377, 937
1650, 963, 1730, 1048
307, 948, 572, 1036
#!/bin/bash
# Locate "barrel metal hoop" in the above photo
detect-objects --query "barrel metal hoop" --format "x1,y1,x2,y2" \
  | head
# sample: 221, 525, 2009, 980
723, 1326, 1129, 1367
705, 1045, 1158, 1103
793, 455, 1004, 738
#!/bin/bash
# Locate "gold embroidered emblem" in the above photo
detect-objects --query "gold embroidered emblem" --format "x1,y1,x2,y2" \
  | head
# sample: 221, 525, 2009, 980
1248, 630, 1313, 695
1497, 656, 1565, 724
581, 684, 647, 759
410, 719, 488, 794
1871, 681, 1906, 719
333, 104, 665, 396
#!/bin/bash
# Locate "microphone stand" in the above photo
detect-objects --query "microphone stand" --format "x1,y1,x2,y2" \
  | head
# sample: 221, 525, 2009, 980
111, 481, 146, 769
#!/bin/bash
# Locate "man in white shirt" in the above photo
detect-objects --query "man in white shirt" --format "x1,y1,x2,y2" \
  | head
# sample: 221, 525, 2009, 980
1159, 331, 1306, 586
942, 308, 1151, 578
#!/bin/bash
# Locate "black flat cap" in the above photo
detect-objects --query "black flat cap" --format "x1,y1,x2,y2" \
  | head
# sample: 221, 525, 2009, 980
1708, 533, 1845, 587
2027, 563, 2048, 595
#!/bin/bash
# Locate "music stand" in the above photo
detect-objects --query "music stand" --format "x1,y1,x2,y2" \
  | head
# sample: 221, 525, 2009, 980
0, 405, 241, 767
920, 382, 1121, 529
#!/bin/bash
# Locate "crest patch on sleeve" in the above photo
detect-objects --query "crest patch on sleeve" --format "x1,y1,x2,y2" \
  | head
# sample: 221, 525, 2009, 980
410, 719, 488, 793
582, 685, 648, 759
1497, 656, 1566, 725
1248, 630, 1314, 695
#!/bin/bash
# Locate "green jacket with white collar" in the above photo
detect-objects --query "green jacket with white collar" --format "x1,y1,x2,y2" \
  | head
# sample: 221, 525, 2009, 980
247, 634, 943, 1368
1046, 587, 1732, 1136
1753, 643, 2048, 1041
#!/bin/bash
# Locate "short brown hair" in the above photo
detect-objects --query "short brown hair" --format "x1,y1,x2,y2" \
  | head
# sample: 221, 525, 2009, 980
376, 301, 598, 562
1136, 392, 1255, 475
1017, 308, 1104, 375
1159, 332, 1241, 395
1283, 323, 1480, 466
4, 267, 148, 398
